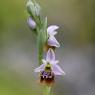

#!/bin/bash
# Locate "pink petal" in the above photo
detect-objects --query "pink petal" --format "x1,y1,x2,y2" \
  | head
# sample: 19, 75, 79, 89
42, 59, 47, 64
34, 64, 45, 72
52, 64, 65, 75
46, 49, 55, 62
53, 60, 59, 64
50, 60, 59, 66
48, 36, 60, 47
27, 17, 36, 29
47, 25, 59, 35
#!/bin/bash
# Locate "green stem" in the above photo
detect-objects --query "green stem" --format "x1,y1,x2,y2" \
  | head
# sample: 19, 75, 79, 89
43, 86, 51, 95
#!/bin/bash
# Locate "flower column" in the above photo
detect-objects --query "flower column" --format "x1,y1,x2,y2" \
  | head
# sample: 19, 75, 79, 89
26, 0, 65, 95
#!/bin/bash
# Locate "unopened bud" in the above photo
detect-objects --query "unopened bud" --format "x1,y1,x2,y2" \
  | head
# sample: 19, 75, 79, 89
35, 2, 41, 16
26, 0, 41, 17
26, 0, 35, 17
27, 17, 36, 29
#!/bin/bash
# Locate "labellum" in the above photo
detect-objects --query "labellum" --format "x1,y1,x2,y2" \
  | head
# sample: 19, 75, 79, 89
40, 63, 55, 86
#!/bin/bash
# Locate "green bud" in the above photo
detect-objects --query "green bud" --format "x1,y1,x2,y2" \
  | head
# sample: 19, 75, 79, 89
34, 2, 41, 17
26, 0, 35, 17
26, 0, 41, 18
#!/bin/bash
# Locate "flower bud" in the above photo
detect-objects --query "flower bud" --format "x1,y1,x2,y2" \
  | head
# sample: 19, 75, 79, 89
34, 2, 41, 16
26, 0, 35, 17
26, 0, 41, 17
27, 17, 36, 29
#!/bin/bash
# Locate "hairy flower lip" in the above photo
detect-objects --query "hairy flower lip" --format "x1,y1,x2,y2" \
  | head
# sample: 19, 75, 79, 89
47, 25, 60, 48
34, 49, 65, 76
40, 71, 55, 86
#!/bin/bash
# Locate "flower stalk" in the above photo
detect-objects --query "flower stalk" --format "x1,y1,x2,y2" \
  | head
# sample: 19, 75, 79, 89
45, 86, 51, 95
26, 0, 65, 95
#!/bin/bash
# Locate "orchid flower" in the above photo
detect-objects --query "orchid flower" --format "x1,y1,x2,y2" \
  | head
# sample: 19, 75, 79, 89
47, 25, 60, 48
34, 48, 65, 85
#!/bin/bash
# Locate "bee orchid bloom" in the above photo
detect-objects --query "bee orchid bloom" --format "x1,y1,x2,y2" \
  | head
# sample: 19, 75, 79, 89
47, 25, 60, 48
34, 49, 65, 85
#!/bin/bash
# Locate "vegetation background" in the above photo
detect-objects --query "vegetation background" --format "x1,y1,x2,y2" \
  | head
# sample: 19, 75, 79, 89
0, 0, 95, 95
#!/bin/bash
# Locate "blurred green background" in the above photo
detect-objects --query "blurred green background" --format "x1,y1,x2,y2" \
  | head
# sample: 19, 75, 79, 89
0, 0, 95, 95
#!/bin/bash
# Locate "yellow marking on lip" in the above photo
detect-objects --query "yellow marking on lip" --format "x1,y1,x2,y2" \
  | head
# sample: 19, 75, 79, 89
45, 63, 51, 72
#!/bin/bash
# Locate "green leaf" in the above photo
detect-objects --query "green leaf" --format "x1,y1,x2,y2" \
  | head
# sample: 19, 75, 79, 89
41, 17, 48, 44
37, 17, 48, 65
